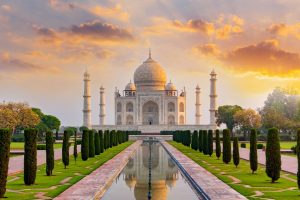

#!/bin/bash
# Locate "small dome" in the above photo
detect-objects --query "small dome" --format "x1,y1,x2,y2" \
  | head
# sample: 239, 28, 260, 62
133, 53, 167, 91
125, 81, 136, 91
165, 81, 176, 91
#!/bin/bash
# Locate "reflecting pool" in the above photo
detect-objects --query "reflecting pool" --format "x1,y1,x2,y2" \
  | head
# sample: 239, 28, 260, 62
102, 141, 201, 200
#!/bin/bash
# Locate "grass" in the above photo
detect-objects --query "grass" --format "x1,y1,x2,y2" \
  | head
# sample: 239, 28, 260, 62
240, 141, 296, 150
169, 141, 300, 200
4, 141, 133, 199
10, 142, 62, 149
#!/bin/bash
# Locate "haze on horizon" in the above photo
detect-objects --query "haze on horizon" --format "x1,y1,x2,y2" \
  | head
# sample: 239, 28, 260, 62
0, 0, 300, 126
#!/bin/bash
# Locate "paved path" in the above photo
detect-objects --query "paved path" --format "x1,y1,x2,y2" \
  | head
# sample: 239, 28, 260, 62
8, 145, 81, 175
163, 141, 247, 200
55, 141, 141, 200
239, 148, 297, 174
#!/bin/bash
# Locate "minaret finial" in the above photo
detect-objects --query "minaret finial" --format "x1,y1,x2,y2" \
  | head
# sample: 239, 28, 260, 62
149, 48, 151, 58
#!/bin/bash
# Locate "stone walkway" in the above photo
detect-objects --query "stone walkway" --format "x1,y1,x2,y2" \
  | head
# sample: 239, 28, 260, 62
8, 145, 81, 175
161, 141, 247, 200
239, 148, 297, 174
54, 141, 142, 200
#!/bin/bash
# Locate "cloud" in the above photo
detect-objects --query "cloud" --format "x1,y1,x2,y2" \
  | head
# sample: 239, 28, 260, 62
1, 4, 11, 12
144, 15, 243, 39
0, 52, 60, 73
48, 0, 75, 11
193, 43, 220, 56
89, 4, 129, 22
267, 23, 300, 39
220, 40, 300, 76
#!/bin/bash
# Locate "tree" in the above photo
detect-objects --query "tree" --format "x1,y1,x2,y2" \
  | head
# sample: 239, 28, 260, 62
250, 129, 258, 174
222, 129, 231, 164
297, 129, 300, 189
89, 130, 95, 157
198, 130, 203, 152
215, 129, 221, 159
43, 115, 61, 132
216, 105, 243, 133
203, 130, 208, 155
24, 128, 37, 185
208, 130, 213, 156
46, 131, 54, 176
191, 131, 198, 150
81, 129, 89, 161
266, 128, 281, 183
95, 130, 100, 155
74, 131, 78, 163
234, 108, 262, 140
233, 137, 240, 167
62, 130, 70, 169
99, 130, 104, 153
0, 129, 12, 198
79, 126, 88, 132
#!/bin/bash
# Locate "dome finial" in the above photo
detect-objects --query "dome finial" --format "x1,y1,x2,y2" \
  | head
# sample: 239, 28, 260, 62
149, 48, 151, 58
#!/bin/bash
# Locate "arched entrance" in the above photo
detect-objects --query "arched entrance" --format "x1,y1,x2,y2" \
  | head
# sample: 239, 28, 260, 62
142, 101, 159, 125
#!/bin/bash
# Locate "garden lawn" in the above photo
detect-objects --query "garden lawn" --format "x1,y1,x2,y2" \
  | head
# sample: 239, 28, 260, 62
4, 141, 133, 200
10, 142, 62, 149
241, 141, 296, 150
169, 141, 300, 200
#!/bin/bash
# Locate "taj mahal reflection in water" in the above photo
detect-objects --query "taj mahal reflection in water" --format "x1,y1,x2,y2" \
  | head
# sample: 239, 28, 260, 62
102, 142, 199, 200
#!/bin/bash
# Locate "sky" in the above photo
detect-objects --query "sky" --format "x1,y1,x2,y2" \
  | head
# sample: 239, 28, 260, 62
0, 0, 300, 126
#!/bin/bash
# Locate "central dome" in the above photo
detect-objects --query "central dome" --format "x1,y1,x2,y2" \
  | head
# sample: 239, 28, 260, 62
134, 54, 167, 91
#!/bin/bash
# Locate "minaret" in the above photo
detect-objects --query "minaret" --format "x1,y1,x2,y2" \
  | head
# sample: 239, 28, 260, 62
195, 84, 201, 125
83, 70, 92, 128
99, 86, 105, 125
209, 69, 217, 125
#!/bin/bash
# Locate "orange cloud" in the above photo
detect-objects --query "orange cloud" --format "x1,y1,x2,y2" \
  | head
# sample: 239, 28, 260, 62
1, 4, 11, 12
193, 43, 220, 56
89, 4, 129, 22
267, 23, 300, 39
221, 40, 300, 76
48, 0, 75, 11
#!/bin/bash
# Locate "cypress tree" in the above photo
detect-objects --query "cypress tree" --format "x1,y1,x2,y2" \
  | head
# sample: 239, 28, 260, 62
24, 128, 37, 185
62, 130, 70, 169
109, 131, 113, 148
191, 131, 198, 150
187, 130, 191, 147
46, 131, 54, 176
198, 130, 203, 152
81, 129, 89, 161
250, 129, 258, 174
99, 130, 104, 153
208, 130, 213, 156
233, 137, 240, 167
215, 129, 221, 159
94, 130, 100, 155
266, 128, 281, 183
0, 129, 12, 198
89, 130, 95, 157
73, 130, 78, 163
222, 129, 231, 164
203, 130, 208, 155
297, 129, 300, 189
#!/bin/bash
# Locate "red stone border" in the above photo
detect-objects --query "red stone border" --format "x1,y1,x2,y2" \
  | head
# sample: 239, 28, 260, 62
54, 141, 142, 200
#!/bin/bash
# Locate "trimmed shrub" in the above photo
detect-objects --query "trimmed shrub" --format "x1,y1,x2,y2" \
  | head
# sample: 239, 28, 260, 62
81, 129, 89, 161
208, 130, 213, 156
24, 128, 37, 185
222, 129, 231, 164
62, 130, 70, 169
89, 130, 95, 157
99, 130, 104, 153
257, 144, 264, 149
0, 129, 12, 197
109, 131, 113, 148
233, 137, 240, 168
215, 129, 221, 159
198, 130, 203, 153
191, 131, 198, 150
250, 129, 258, 174
297, 129, 300, 189
46, 132, 54, 176
37, 144, 46, 150
74, 131, 78, 163
266, 128, 281, 183
291, 145, 297, 154
94, 130, 100, 155
240, 143, 246, 148
203, 130, 208, 155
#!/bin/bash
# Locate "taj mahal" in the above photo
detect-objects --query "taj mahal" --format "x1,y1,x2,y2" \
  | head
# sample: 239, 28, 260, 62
82, 51, 218, 133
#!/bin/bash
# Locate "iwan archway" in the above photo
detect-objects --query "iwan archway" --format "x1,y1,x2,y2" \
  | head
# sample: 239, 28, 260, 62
142, 101, 159, 125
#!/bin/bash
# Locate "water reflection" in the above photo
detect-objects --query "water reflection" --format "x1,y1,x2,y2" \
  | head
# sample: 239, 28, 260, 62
102, 142, 199, 200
